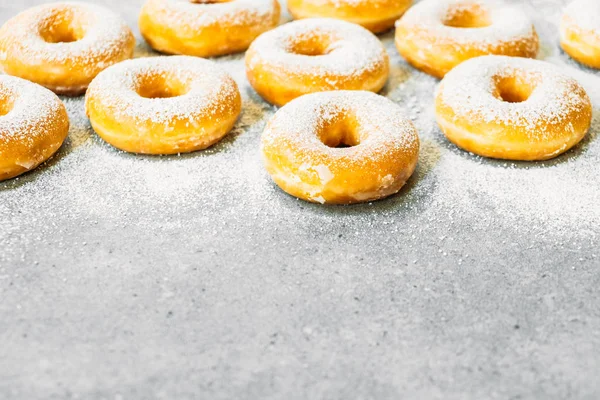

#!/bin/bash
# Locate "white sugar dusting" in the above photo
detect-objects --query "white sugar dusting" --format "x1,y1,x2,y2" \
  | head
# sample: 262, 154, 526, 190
437, 55, 590, 138
85, 56, 240, 125
247, 18, 388, 77
0, 75, 67, 143
397, 0, 538, 53
563, 0, 600, 33
0, 2, 133, 66
146, 0, 278, 28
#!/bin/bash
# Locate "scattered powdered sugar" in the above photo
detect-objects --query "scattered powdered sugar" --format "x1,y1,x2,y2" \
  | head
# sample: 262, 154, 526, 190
1, 0, 599, 270
563, 0, 600, 33
0, 75, 67, 145
144, 0, 279, 28
85, 56, 240, 126
396, 0, 538, 52
0, 2, 133, 65
247, 18, 388, 77
436, 55, 590, 137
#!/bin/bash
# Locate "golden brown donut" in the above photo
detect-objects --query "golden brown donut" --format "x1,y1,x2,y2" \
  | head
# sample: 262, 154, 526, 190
262, 91, 420, 204
435, 56, 592, 161
0, 75, 69, 181
85, 56, 241, 155
287, 0, 413, 33
395, 0, 539, 78
139, 0, 281, 57
0, 2, 135, 96
560, 0, 600, 69
246, 18, 389, 107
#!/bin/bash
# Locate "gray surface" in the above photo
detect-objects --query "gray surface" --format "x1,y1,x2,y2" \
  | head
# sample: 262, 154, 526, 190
1, 0, 600, 399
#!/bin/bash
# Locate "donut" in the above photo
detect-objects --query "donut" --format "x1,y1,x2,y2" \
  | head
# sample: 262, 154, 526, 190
0, 2, 135, 96
560, 0, 600, 69
395, 0, 539, 78
0, 76, 69, 181
139, 0, 281, 57
85, 56, 242, 155
287, 0, 413, 33
261, 91, 420, 204
246, 18, 389, 107
435, 56, 592, 161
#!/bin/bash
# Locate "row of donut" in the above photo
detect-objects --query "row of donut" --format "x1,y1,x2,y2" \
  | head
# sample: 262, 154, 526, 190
0, 0, 598, 96
0, 0, 597, 205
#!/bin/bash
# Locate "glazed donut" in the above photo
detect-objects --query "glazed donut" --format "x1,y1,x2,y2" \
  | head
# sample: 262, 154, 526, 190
246, 18, 389, 107
139, 0, 281, 57
287, 0, 413, 33
262, 91, 420, 204
0, 76, 69, 181
395, 0, 539, 78
435, 56, 592, 161
85, 56, 241, 155
0, 2, 135, 96
560, 0, 600, 69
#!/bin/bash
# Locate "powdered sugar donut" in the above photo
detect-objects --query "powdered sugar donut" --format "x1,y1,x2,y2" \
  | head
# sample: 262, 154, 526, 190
435, 56, 592, 161
560, 0, 600, 69
0, 2, 135, 96
262, 91, 420, 204
246, 18, 389, 106
287, 0, 413, 33
85, 56, 241, 155
139, 0, 280, 57
0, 75, 69, 181
395, 0, 539, 78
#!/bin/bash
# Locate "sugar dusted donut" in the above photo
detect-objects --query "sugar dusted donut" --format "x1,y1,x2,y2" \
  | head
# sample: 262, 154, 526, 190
85, 56, 241, 155
560, 0, 600, 69
435, 56, 592, 161
262, 91, 420, 204
287, 0, 413, 33
139, 0, 281, 57
395, 0, 539, 78
0, 76, 69, 181
246, 18, 389, 107
0, 2, 135, 96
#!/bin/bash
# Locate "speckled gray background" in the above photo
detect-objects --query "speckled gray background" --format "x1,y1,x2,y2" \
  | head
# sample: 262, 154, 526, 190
1, 0, 599, 399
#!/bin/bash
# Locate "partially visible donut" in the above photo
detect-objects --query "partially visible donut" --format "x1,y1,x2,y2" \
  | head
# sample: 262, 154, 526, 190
560, 0, 600, 69
246, 18, 389, 106
395, 0, 539, 78
85, 56, 241, 155
435, 56, 592, 161
139, 0, 281, 57
262, 91, 420, 204
287, 0, 412, 33
0, 75, 69, 181
0, 2, 135, 96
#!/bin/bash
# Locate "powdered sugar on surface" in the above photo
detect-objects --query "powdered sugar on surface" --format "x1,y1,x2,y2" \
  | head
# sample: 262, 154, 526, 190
1, 2, 600, 398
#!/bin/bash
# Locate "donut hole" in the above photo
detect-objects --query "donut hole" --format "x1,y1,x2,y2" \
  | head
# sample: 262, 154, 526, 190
38, 10, 86, 43
318, 116, 362, 148
289, 35, 333, 57
442, 3, 492, 28
495, 76, 536, 103
136, 74, 190, 99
